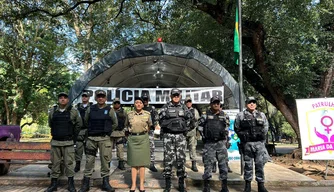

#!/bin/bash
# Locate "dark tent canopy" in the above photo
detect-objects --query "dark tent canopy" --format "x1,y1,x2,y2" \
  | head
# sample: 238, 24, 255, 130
69, 42, 243, 109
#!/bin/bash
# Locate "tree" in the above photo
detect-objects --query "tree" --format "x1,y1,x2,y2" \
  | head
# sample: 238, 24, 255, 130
0, 13, 78, 126
1, 0, 333, 148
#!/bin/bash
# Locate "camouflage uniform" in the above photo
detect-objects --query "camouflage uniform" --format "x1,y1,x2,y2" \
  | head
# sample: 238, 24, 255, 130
111, 106, 127, 169
75, 102, 91, 172
159, 91, 193, 192
234, 97, 269, 192
186, 107, 200, 169
143, 104, 159, 170
199, 109, 230, 181
234, 109, 269, 182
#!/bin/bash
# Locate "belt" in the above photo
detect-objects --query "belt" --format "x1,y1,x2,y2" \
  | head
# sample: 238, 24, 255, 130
52, 136, 73, 141
129, 132, 146, 136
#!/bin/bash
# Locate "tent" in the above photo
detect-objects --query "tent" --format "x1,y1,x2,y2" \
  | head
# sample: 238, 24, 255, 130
69, 42, 243, 109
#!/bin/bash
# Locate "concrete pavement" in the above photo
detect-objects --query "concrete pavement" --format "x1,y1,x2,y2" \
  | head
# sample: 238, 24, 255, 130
0, 141, 331, 191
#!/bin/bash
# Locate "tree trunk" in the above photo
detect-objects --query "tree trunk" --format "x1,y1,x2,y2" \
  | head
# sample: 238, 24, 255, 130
3, 92, 10, 125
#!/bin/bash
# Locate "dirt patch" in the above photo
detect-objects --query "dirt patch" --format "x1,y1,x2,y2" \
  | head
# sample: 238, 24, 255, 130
272, 148, 334, 180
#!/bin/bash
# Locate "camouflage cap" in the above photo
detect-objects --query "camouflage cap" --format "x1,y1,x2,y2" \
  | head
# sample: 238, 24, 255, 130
95, 90, 106, 96
210, 96, 221, 103
82, 92, 89, 96
58, 92, 68, 98
245, 96, 257, 103
171, 88, 181, 95
113, 97, 120, 103
185, 96, 192, 102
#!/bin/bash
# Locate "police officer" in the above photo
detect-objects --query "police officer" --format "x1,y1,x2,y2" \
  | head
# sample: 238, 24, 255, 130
74, 92, 92, 173
184, 96, 200, 172
111, 97, 127, 170
234, 96, 269, 192
46, 92, 82, 192
79, 90, 118, 192
198, 96, 230, 192
159, 88, 193, 192
212, 104, 232, 174
142, 94, 159, 172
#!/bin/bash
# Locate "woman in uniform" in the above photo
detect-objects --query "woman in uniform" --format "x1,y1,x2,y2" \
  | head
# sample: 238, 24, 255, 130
126, 97, 152, 192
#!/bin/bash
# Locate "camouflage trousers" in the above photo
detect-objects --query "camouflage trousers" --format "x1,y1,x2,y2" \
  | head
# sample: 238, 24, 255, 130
186, 135, 197, 161
149, 130, 155, 163
75, 140, 85, 162
243, 141, 268, 182
163, 133, 187, 178
110, 137, 124, 161
202, 140, 228, 180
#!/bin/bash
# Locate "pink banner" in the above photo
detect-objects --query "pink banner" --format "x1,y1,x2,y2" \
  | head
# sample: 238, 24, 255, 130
305, 142, 334, 155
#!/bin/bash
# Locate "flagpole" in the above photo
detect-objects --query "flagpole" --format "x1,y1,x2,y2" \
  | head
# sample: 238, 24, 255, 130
238, 0, 244, 176
238, 0, 243, 112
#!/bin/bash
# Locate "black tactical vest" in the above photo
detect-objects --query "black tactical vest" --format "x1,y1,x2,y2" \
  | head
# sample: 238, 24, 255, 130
160, 104, 187, 134
240, 111, 266, 142
115, 108, 126, 131
51, 106, 74, 140
204, 111, 228, 141
88, 104, 113, 136
77, 103, 90, 121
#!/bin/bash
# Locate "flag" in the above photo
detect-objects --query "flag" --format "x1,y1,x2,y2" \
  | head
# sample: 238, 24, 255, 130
234, 4, 240, 65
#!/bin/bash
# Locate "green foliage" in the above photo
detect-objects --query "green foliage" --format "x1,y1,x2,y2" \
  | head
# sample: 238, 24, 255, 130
281, 122, 297, 138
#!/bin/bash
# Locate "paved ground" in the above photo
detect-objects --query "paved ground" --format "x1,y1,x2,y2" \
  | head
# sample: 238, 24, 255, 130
0, 185, 333, 192
1, 141, 333, 192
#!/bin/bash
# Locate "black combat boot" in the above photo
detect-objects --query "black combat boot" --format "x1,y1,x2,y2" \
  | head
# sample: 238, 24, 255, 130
191, 161, 198, 172
258, 182, 268, 192
75, 161, 81, 172
163, 177, 171, 192
227, 162, 232, 173
212, 162, 217, 173
203, 180, 210, 192
68, 177, 76, 192
220, 179, 229, 192
149, 163, 158, 172
118, 160, 126, 170
78, 177, 90, 192
243, 180, 251, 192
178, 177, 187, 192
101, 176, 115, 192
45, 178, 58, 192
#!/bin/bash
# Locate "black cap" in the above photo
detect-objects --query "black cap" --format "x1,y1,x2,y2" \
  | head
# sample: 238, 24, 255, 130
245, 96, 257, 103
95, 90, 106, 96
82, 92, 89, 96
141, 94, 149, 100
134, 96, 144, 103
210, 96, 221, 103
58, 92, 68, 98
171, 88, 181, 95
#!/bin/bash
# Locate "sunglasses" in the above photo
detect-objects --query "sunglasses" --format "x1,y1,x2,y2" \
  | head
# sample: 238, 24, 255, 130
247, 101, 257, 104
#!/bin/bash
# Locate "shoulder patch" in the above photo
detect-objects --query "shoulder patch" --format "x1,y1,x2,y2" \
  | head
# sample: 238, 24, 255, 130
143, 111, 151, 115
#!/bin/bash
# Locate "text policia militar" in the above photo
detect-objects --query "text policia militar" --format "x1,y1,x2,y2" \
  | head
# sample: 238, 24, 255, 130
80, 87, 224, 105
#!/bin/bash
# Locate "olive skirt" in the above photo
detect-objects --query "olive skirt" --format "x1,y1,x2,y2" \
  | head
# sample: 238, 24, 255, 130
127, 133, 150, 167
